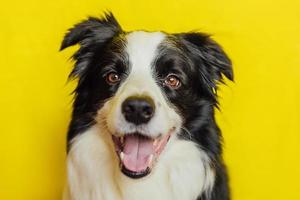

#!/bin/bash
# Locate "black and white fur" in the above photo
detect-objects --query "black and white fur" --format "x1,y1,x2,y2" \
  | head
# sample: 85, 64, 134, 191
60, 13, 233, 200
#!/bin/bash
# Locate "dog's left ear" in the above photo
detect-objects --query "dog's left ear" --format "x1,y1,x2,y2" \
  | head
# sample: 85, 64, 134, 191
178, 32, 233, 88
60, 12, 123, 79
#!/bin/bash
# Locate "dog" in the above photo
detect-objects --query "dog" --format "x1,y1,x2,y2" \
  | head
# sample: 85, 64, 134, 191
60, 12, 233, 200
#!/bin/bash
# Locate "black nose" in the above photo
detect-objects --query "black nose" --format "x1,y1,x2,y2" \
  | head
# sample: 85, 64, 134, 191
122, 96, 155, 125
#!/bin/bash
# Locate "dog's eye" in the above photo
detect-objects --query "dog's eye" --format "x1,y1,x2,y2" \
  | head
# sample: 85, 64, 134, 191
164, 74, 181, 89
106, 72, 121, 84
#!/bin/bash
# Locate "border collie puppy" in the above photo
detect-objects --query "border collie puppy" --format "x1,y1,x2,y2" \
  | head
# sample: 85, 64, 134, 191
60, 12, 233, 200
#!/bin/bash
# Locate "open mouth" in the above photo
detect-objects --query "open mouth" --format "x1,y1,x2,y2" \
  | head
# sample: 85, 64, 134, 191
112, 128, 174, 179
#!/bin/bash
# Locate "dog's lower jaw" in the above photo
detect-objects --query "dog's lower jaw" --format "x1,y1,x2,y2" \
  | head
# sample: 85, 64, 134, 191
64, 125, 215, 200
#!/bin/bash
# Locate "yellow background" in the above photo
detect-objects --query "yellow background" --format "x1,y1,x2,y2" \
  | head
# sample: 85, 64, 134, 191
1, 0, 300, 199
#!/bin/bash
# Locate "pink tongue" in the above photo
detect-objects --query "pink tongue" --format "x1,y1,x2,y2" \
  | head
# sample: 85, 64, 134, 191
123, 134, 154, 172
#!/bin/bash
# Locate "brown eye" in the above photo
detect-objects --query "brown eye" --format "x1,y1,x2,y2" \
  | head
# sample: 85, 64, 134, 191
106, 72, 120, 84
164, 74, 181, 89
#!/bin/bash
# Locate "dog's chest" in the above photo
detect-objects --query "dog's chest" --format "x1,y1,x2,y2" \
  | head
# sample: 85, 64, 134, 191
65, 126, 214, 200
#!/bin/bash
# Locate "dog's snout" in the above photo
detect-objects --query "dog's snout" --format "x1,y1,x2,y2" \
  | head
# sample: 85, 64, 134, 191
122, 96, 155, 125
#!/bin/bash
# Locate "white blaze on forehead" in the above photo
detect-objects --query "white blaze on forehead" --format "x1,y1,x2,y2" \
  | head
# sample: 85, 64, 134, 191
125, 31, 166, 73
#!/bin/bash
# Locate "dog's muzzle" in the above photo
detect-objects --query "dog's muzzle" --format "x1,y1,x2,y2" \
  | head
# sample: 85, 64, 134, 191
111, 95, 175, 179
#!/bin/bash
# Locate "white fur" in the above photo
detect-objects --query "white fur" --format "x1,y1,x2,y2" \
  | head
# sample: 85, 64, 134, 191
64, 31, 215, 200
64, 125, 215, 200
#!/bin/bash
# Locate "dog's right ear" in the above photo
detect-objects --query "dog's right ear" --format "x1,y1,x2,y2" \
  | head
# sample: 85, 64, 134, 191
60, 12, 123, 79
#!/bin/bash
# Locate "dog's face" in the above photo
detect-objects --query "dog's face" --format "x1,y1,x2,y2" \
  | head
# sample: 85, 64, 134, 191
61, 13, 232, 179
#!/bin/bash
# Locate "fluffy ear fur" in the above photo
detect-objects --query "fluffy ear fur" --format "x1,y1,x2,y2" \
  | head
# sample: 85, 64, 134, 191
178, 32, 233, 88
60, 12, 123, 79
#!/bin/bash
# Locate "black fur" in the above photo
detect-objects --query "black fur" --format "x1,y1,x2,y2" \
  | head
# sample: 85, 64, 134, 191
61, 12, 233, 200
60, 13, 128, 150
154, 33, 232, 200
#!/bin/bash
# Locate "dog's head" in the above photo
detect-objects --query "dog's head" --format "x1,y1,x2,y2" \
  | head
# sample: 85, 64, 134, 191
61, 13, 233, 179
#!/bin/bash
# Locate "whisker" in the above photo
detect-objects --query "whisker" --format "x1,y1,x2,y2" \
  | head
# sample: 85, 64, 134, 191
180, 126, 193, 140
